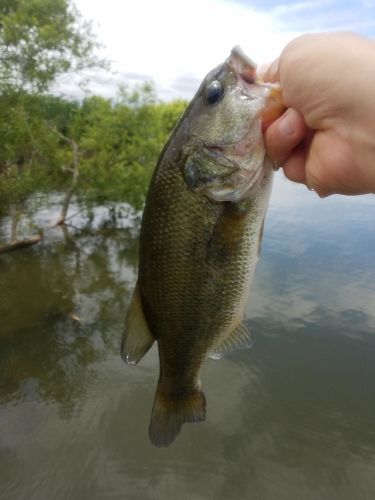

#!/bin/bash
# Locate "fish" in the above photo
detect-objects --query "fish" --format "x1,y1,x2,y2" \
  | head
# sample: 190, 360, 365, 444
121, 46, 283, 447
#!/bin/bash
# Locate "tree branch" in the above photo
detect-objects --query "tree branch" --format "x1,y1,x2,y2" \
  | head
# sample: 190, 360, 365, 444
55, 131, 80, 226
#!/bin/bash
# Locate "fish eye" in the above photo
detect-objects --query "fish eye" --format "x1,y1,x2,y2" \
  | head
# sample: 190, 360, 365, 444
205, 80, 224, 104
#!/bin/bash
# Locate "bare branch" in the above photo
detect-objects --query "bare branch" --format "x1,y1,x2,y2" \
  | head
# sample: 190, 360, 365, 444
55, 131, 80, 226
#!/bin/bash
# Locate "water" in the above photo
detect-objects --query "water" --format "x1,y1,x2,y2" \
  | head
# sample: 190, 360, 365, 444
0, 177, 374, 500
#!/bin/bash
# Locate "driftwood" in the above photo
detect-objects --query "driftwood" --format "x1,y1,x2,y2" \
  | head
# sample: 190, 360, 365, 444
0, 204, 43, 254
0, 234, 43, 254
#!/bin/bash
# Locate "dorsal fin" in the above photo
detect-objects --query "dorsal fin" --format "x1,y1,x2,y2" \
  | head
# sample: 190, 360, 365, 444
121, 282, 155, 365
209, 320, 253, 360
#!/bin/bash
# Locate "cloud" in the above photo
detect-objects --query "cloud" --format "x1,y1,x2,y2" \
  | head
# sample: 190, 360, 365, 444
170, 74, 202, 97
62, 0, 374, 100
63, 0, 299, 100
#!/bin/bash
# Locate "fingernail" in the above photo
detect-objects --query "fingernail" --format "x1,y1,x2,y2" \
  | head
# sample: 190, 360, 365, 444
309, 187, 331, 198
278, 109, 295, 137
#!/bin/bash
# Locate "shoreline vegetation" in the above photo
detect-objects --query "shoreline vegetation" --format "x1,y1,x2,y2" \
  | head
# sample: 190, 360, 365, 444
0, 0, 187, 252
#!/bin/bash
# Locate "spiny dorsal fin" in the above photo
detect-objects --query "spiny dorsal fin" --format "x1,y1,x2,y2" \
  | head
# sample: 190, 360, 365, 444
121, 282, 155, 365
209, 320, 253, 360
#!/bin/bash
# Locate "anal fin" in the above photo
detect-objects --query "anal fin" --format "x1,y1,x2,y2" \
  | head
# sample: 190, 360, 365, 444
209, 320, 253, 360
121, 282, 155, 365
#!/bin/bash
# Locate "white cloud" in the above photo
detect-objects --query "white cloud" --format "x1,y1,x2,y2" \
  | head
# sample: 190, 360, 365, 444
55, 0, 300, 99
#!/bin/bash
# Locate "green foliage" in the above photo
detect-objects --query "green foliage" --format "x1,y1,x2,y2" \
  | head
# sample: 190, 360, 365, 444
0, 0, 188, 214
0, 83, 187, 211
72, 86, 187, 209
0, 164, 47, 206
0, 93, 74, 193
0, 0, 100, 93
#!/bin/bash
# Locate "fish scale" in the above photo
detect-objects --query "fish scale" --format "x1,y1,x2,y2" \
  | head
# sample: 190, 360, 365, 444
121, 46, 282, 447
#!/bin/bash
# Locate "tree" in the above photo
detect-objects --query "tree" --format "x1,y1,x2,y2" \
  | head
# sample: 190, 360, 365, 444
0, 0, 101, 212
69, 86, 187, 209
0, 0, 100, 94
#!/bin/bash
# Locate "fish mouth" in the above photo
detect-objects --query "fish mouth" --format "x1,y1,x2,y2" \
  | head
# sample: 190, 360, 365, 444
205, 143, 249, 166
227, 46, 285, 122
227, 46, 257, 85
206, 128, 254, 160
206, 145, 224, 154
206, 140, 249, 158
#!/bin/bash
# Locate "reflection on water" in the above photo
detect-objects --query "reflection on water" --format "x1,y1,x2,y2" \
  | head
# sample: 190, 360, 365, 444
0, 178, 374, 500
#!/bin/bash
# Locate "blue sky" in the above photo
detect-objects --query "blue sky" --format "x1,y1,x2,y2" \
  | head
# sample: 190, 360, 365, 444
236, 0, 375, 35
56, 0, 375, 99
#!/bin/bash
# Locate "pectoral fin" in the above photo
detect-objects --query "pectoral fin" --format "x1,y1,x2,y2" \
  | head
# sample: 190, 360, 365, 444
209, 320, 253, 360
121, 283, 155, 365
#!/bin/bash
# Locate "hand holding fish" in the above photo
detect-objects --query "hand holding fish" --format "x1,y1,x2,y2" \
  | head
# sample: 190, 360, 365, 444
261, 32, 375, 197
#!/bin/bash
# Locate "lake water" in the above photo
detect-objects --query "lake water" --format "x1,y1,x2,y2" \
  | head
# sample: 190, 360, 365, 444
0, 175, 374, 500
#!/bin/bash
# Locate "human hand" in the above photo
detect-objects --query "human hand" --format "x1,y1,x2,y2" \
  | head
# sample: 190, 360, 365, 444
260, 32, 375, 196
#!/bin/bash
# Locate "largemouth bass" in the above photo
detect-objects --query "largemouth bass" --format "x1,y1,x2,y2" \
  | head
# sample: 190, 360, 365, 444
121, 47, 283, 447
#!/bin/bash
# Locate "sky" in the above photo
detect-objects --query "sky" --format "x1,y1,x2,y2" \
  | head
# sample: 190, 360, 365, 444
55, 0, 375, 100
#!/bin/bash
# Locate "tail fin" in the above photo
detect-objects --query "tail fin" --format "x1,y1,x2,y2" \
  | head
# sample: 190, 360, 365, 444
149, 387, 206, 447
